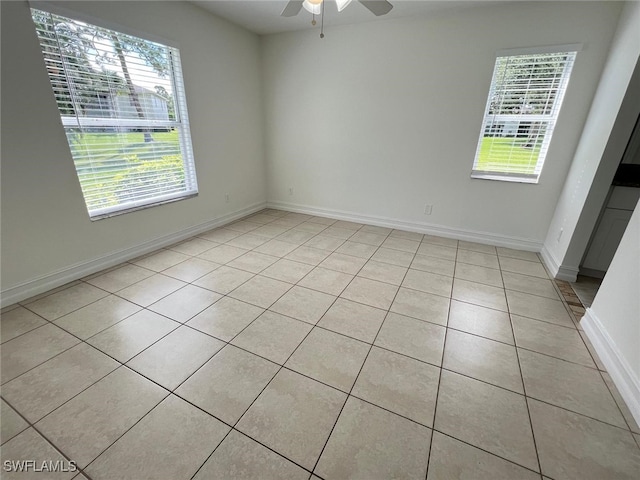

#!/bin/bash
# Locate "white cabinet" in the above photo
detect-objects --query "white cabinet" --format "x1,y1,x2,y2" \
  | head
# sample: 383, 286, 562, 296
582, 186, 640, 273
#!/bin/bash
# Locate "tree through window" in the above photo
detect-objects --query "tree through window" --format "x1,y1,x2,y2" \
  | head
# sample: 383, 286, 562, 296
31, 8, 198, 219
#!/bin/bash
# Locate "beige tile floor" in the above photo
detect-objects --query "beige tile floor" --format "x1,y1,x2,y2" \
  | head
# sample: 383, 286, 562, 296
1, 209, 639, 480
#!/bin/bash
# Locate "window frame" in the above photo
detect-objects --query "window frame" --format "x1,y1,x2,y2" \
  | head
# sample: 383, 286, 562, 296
30, 3, 198, 220
471, 44, 582, 184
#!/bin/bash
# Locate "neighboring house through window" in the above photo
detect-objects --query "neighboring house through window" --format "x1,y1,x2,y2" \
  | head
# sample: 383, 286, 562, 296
31, 7, 197, 219
472, 45, 580, 183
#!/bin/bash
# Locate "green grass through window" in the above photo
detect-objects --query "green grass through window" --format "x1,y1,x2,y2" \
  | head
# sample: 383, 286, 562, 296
67, 130, 184, 210
475, 137, 541, 175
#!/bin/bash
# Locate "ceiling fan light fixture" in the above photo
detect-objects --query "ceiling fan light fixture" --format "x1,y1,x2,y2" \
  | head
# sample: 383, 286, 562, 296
335, 0, 353, 12
302, 0, 322, 15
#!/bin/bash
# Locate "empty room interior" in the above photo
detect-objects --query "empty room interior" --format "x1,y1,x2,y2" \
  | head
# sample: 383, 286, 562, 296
1, 0, 640, 478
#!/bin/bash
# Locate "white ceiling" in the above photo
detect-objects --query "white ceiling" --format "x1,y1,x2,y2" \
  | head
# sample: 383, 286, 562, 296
192, 0, 499, 35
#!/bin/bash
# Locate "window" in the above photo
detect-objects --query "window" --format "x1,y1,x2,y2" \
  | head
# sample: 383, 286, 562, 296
472, 46, 579, 183
31, 8, 197, 219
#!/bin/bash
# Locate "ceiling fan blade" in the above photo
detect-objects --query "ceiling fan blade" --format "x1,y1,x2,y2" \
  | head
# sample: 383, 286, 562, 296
359, 0, 393, 16
281, 0, 304, 17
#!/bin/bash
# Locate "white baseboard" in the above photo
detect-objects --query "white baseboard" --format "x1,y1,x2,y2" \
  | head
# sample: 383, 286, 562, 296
540, 244, 579, 281
582, 308, 640, 427
267, 200, 543, 251
0, 202, 266, 308
578, 267, 606, 279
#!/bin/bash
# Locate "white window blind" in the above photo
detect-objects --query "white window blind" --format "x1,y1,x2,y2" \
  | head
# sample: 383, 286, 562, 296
472, 49, 577, 183
31, 8, 198, 219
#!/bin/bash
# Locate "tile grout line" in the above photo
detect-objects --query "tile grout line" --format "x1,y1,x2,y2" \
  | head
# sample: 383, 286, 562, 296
81, 211, 316, 477
4, 212, 410, 473
283, 224, 395, 474
4, 221, 542, 311
307, 226, 413, 477
187, 216, 365, 478
540, 257, 611, 377
597, 369, 640, 435
554, 281, 608, 371
81, 382, 174, 475
1, 290, 158, 386
179, 311, 633, 436
424, 239, 459, 480
156, 222, 328, 395
4, 216, 304, 474
3, 209, 636, 476
498, 252, 544, 476
431, 429, 545, 479
174, 321, 639, 435
9, 212, 330, 432
81, 214, 640, 463
187, 291, 346, 477
1, 374, 121, 480
2, 357, 549, 480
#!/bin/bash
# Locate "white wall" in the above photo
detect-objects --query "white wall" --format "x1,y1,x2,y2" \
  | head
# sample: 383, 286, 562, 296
262, 2, 622, 246
542, 1, 640, 280
0, 1, 265, 304
583, 199, 640, 424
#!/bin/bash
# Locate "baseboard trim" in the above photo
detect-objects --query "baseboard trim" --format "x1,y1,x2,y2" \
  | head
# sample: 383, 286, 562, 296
0, 202, 266, 308
582, 307, 640, 427
267, 201, 543, 251
540, 244, 579, 281
578, 267, 606, 279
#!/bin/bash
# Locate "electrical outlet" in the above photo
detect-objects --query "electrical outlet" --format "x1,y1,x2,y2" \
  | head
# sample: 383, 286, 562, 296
424, 204, 433, 215
225, 193, 230, 203
288, 187, 294, 196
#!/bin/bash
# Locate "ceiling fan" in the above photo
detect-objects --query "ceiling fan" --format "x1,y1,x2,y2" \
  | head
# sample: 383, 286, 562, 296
281, 0, 394, 19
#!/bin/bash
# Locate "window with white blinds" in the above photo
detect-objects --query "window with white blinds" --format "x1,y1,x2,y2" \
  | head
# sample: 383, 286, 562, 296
31, 8, 197, 219
472, 47, 578, 183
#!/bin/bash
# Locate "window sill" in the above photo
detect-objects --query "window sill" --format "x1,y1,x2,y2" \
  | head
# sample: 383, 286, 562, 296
89, 192, 198, 221
471, 172, 539, 184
